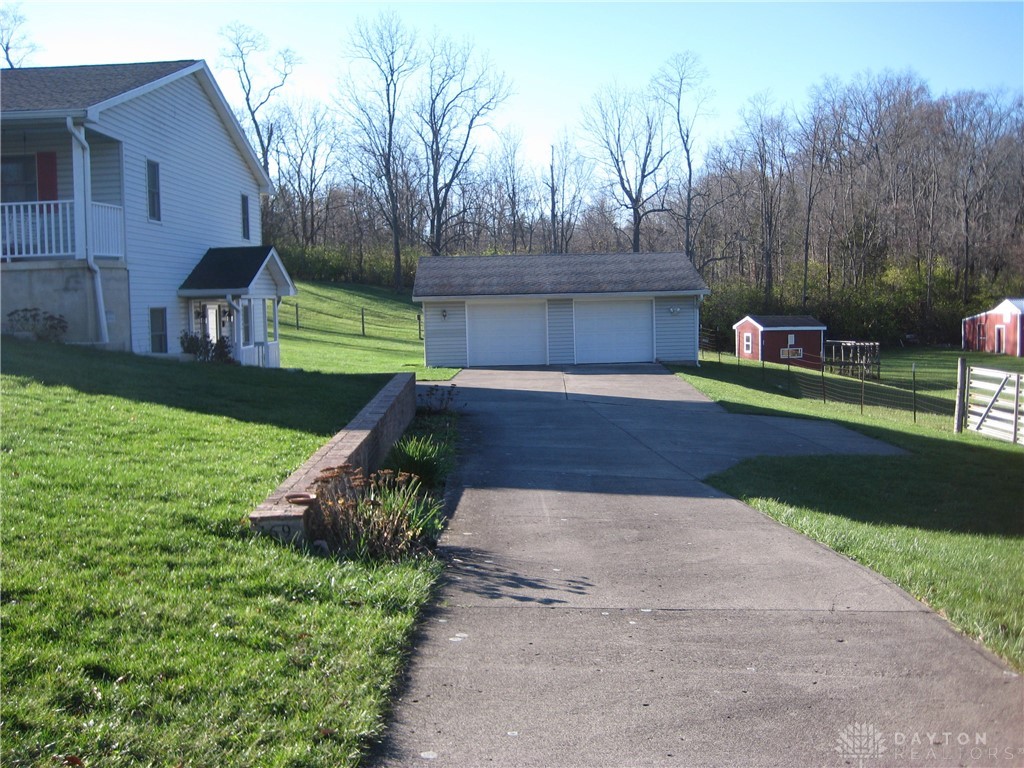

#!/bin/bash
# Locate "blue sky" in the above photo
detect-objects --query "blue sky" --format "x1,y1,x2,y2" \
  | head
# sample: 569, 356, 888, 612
21, 1, 1024, 169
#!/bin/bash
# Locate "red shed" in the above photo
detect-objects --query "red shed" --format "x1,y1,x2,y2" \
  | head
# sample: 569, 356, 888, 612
962, 299, 1023, 357
732, 315, 826, 369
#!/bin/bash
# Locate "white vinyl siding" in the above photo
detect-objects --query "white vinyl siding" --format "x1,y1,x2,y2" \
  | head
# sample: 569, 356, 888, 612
654, 296, 699, 362
424, 301, 468, 367
467, 301, 547, 366
89, 137, 123, 206
547, 299, 575, 364
575, 299, 654, 364
99, 73, 265, 354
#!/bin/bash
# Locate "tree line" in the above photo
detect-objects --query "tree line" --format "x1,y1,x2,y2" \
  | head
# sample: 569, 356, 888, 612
5, 7, 1020, 344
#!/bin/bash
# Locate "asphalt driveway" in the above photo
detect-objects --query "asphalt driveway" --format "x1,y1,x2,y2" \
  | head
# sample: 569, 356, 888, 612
375, 365, 1023, 767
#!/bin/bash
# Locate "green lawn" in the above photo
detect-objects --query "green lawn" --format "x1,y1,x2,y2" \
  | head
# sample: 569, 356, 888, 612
1, 340, 442, 767
676, 354, 1024, 670
279, 281, 458, 380
880, 346, 1024, 398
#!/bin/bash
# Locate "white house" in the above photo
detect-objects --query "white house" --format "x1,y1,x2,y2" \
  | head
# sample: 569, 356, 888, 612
413, 252, 710, 367
0, 60, 296, 367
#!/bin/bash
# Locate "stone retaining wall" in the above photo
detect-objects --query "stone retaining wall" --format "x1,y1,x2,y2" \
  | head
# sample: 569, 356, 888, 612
249, 372, 416, 545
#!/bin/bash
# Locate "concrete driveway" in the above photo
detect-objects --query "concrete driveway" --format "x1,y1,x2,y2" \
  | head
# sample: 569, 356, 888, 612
374, 365, 1023, 767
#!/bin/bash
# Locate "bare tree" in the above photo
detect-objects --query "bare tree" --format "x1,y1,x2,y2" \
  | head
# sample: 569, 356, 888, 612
343, 11, 421, 289
583, 83, 671, 253
545, 133, 591, 253
220, 22, 298, 176
274, 100, 341, 247
740, 93, 790, 304
653, 52, 711, 261
1, 2, 38, 68
416, 36, 510, 257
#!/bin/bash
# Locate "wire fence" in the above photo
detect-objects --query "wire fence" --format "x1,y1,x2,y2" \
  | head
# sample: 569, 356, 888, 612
281, 300, 423, 341
699, 328, 954, 421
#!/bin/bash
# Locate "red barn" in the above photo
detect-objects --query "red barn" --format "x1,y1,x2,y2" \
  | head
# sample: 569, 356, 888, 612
962, 299, 1023, 357
732, 315, 826, 369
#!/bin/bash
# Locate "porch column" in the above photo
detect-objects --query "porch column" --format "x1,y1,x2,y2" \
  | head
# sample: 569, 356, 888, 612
66, 121, 92, 260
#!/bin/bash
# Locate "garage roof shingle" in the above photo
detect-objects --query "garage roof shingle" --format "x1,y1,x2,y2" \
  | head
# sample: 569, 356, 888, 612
413, 252, 709, 299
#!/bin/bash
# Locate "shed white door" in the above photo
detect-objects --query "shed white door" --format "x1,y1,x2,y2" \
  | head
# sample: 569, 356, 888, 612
467, 301, 547, 366
575, 299, 654, 363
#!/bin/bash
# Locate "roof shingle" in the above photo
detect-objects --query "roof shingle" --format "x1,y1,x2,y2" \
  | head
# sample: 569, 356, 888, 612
0, 61, 198, 114
413, 252, 709, 299
179, 246, 278, 294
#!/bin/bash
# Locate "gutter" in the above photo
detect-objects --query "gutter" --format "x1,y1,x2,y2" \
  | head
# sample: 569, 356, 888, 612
66, 117, 109, 345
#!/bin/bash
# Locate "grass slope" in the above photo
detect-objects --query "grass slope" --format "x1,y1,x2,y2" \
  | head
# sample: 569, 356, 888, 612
677, 352, 1024, 669
279, 281, 458, 380
1, 340, 442, 767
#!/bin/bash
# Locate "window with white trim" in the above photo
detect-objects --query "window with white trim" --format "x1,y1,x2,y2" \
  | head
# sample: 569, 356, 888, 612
147, 160, 161, 221
241, 300, 253, 347
265, 299, 277, 342
150, 307, 168, 353
743, 332, 752, 355
241, 194, 250, 240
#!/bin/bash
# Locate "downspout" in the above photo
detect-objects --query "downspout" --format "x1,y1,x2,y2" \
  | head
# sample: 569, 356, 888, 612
67, 118, 109, 344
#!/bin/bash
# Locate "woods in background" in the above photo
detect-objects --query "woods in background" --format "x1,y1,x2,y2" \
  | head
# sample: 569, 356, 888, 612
221, 13, 1022, 345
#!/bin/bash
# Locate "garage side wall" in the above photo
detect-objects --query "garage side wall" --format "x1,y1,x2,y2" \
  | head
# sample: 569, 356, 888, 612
654, 296, 699, 362
423, 301, 468, 367
547, 299, 575, 364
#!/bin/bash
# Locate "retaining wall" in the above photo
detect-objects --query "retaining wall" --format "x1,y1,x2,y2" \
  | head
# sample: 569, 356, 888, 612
249, 372, 417, 545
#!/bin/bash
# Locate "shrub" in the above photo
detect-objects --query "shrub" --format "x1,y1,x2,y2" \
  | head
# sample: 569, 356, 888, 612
179, 331, 235, 364
304, 465, 444, 560
386, 433, 452, 490
4, 308, 68, 342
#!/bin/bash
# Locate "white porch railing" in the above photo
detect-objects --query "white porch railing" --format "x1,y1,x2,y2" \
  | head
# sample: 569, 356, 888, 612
91, 202, 124, 257
1, 201, 124, 259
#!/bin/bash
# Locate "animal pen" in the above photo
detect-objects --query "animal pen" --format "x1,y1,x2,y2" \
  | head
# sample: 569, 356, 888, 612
825, 340, 881, 380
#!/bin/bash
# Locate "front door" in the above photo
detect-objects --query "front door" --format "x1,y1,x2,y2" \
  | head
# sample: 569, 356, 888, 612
205, 305, 220, 342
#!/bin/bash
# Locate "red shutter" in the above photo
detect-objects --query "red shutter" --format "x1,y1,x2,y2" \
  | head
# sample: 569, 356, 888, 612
36, 152, 58, 200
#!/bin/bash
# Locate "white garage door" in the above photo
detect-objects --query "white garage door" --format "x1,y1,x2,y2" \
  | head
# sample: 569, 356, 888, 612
467, 301, 547, 366
575, 299, 654, 364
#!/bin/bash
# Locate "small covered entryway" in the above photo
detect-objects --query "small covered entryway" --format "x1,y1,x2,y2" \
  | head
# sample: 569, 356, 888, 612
178, 245, 296, 368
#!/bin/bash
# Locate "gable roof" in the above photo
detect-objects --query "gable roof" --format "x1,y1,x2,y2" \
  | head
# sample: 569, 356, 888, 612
733, 315, 826, 331
0, 60, 199, 114
963, 298, 1024, 321
179, 246, 296, 298
1, 60, 270, 193
413, 252, 709, 300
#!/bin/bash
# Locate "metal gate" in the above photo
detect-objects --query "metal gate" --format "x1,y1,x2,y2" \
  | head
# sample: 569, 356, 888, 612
956, 365, 1023, 445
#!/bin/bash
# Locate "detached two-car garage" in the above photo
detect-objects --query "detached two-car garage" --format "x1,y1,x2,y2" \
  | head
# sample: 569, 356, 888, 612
414, 252, 709, 368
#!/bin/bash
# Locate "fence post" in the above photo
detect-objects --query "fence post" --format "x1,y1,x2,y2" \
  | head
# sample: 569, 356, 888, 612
418, 313, 423, 340
295, 303, 299, 329
860, 363, 865, 415
1014, 373, 1021, 445
361, 307, 366, 337
953, 357, 967, 434
821, 365, 826, 404
912, 363, 917, 424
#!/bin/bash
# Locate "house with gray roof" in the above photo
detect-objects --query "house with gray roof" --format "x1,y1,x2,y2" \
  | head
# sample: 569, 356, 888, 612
0, 60, 295, 366
412, 252, 710, 367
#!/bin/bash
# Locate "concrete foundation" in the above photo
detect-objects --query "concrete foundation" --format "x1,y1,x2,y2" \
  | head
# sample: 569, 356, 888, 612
1, 259, 131, 350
